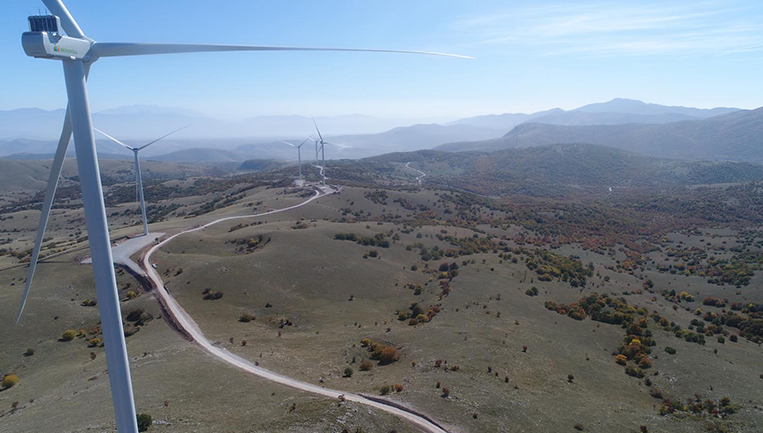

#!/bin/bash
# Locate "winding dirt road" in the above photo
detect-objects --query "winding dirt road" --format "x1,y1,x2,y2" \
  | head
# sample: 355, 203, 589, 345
405, 161, 426, 184
140, 187, 448, 433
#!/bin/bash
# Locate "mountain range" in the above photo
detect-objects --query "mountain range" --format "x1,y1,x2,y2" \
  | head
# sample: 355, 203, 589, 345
0, 98, 755, 163
0, 108, 452, 141
437, 107, 763, 162
450, 98, 740, 130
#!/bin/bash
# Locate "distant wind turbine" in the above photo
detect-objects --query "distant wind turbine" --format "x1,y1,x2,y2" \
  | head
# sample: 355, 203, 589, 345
94, 126, 187, 236
17, 1, 470, 432
279, 134, 313, 179
309, 117, 345, 186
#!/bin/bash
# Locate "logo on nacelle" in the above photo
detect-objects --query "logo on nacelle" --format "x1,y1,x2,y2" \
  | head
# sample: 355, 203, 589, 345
53, 45, 77, 55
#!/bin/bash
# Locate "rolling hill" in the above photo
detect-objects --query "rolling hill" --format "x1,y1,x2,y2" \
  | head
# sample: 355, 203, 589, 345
366, 143, 763, 196
437, 107, 763, 162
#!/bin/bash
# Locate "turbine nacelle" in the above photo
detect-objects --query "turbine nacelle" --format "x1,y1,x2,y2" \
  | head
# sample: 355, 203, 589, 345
22, 16, 93, 61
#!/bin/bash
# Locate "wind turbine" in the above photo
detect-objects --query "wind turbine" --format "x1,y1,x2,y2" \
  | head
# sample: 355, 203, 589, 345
279, 134, 313, 179
309, 117, 345, 186
17, 2, 469, 432
94, 126, 187, 236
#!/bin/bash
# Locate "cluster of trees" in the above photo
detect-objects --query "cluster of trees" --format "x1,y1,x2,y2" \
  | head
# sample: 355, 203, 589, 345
333, 232, 390, 248
521, 248, 592, 287
659, 395, 737, 419
359, 338, 399, 365
229, 234, 270, 254
435, 233, 497, 256
660, 289, 695, 304
546, 293, 658, 375
694, 305, 763, 344
364, 190, 388, 205
398, 302, 441, 326
655, 248, 761, 287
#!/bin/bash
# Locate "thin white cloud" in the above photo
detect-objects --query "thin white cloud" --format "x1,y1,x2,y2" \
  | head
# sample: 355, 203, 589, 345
455, 1, 763, 56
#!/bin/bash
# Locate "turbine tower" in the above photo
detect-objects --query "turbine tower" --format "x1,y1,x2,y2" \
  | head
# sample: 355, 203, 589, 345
94, 126, 187, 236
17, 2, 469, 432
279, 134, 313, 179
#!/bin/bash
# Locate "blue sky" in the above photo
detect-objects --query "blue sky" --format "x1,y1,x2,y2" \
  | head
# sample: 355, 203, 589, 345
2, 0, 762, 120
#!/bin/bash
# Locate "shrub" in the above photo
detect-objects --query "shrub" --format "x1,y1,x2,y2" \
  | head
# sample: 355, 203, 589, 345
664, 347, 677, 355
525, 287, 539, 297
239, 313, 256, 323
574, 423, 584, 431
567, 374, 575, 383
730, 334, 738, 342
394, 384, 404, 392
649, 387, 663, 399
126, 308, 145, 322
361, 338, 372, 347
638, 358, 653, 369
89, 338, 102, 347
615, 354, 627, 365
379, 346, 399, 365
23, 348, 35, 357
625, 366, 645, 378
203, 290, 223, 300
717, 336, 725, 344
126, 290, 137, 299
380, 385, 391, 395
702, 297, 726, 308
442, 387, 450, 397
359, 360, 373, 371
2, 374, 19, 389
61, 330, 77, 341
344, 367, 354, 378
136, 413, 152, 432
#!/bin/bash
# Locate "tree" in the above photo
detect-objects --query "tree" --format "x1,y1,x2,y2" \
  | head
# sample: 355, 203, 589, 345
136, 413, 152, 432
344, 367, 354, 378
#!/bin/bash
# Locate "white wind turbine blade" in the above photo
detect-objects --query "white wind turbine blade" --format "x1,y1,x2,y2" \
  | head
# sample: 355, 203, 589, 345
312, 116, 324, 142
279, 140, 297, 147
42, 0, 85, 38
296, 134, 314, 149
138, 125, 188, 150
16, 62, 92, 324
93, 127, 135, 150
16, 105, 73, 324
90, 43, 474, 59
